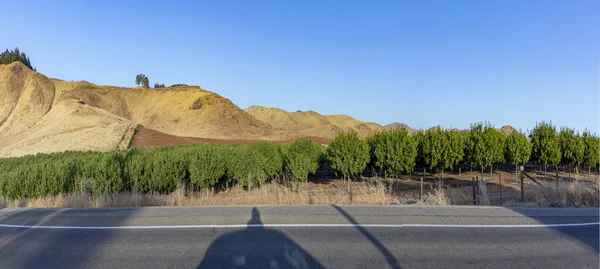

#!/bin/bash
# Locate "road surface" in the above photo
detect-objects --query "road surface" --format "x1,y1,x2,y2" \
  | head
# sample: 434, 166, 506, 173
0, 205, 598, 269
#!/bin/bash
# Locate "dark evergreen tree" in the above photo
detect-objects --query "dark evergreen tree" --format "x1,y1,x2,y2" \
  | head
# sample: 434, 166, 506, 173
0, 47, 36, 71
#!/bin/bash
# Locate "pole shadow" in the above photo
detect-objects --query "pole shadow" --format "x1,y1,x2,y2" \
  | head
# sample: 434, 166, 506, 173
197, 207, 324, 269
331, 205, 402, 269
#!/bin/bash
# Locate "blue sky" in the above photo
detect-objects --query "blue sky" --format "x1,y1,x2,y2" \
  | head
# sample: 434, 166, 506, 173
2, 0, 598, 133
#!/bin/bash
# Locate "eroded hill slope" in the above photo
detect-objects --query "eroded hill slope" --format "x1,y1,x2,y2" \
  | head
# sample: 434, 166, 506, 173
244, 105, 386, 137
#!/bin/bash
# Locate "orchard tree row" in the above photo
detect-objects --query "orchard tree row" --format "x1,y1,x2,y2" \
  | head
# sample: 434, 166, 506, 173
326, 121, 600, 181
0, 121, 598, 199
0, 140, 325, 199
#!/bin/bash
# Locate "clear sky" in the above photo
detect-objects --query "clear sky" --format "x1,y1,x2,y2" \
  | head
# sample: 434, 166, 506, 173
2, 0, 598, 133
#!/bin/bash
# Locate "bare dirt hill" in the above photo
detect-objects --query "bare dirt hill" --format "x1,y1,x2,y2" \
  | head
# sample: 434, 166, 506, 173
383, 122, 416, 134
133, 126, 331, 148
244, 105, 383, 137
58, 84, 289, 140
0, 62, 135, 157
500, 125, 515, 135
0, 62, 297, 157
3, 61, 504, 157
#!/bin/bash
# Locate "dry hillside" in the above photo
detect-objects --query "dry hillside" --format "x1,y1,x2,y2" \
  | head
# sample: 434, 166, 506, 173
244, 105, 387, 137
57, 83, 292, 140
1, 61, 515, 157
0, 62, 135, 157
383, 122, 417, 134
500, 125, 516, 135
0, 62, 296, 157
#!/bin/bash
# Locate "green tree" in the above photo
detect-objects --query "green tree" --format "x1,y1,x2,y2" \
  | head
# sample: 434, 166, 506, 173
188, 145, 226, 192
251, 141, 284, 181
135, 74, 149, 88
529, 121, 561, 173
327, 132, 370, 191
0, 47, 35, 71
582, 130, 600, 175
421, 127, 465, 182
421, 128, 446, 174
465, 122, 486, 173
482, 125, 505, 174
443, 129, 466, 175
559, 127, 585, 174
285, 138, 324, 191
504, 130, 532, 181
413, 130, 427, 169
466, 122, 503, 174
154, 83, 166, 88
370, 129, 418, 178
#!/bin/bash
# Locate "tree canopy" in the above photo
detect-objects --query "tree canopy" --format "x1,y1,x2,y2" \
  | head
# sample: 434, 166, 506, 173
421, 128, 464, 173
369, 129, 418, 177
558, 127, 585, 168
504, 130, 531, 166
135, 74, 150, 88
0, 47, 35, 71
466, 122, 504, 172
530, 121, 561, 167
327, 132, 370, 178
582, 130, 600, 169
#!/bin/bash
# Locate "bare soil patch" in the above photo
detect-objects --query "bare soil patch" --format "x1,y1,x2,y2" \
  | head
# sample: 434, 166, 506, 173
132, 126, 332, 148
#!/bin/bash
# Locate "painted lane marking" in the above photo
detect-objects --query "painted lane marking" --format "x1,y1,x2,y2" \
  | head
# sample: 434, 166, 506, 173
0, 222, 598, 230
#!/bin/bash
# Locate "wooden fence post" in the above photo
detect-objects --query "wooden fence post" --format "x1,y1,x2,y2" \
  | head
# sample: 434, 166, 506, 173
499, 174, 502, 206
472, 177, 476, 205
420, 177, 424, 201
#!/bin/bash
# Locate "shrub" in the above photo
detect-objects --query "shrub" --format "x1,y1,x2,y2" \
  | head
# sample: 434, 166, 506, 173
225, 145, 267, 188
285, 138, 324, 185
530, 121, 561, 170
327, 132, 370, 179
371, 128, 417, 177
188, 145, 227, 190
251, 141, 284, 180
505, 129, 532, 178
124, 149, 154, 193
151, 148, 188, 193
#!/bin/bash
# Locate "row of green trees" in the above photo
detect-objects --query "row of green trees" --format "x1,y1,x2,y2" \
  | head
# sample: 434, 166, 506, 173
0, 121, 597, 199
0, 140, 325, 199
0, 47, 35, 71
325, 121, 600, 182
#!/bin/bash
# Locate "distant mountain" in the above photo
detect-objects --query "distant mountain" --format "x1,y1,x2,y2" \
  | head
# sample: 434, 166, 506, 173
500, 125, 515, 135
244, 106, 384, 138
383, 122, 416, 134
0, 61, 522, 158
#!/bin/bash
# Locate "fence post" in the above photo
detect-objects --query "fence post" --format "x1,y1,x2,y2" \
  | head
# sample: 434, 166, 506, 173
520, 169, 525, 203
475, 176, 480, 205
499, 173, 502, 206
472, 177, 476, 205
420, 177, 424, 201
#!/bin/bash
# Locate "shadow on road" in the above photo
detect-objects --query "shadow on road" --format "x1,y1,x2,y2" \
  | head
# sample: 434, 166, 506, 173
0, 208, 137, 268
331, 205, 402, 269
197, 207, 324, 269
507, 207, 599, 253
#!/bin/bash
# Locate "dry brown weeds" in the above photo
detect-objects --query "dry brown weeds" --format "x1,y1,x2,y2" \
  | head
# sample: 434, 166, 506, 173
1, 180, 596, 208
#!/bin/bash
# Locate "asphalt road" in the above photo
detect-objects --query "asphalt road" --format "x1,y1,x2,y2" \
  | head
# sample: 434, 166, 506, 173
0, 205, 598, 269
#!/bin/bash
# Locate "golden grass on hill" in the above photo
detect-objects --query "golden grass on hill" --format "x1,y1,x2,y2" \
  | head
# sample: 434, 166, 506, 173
244, 105, 387, 138
3, 61, 400, 157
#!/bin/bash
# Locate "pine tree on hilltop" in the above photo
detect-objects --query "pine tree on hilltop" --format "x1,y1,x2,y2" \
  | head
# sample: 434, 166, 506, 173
0, 47, 36, 71
135, 74, 150, 88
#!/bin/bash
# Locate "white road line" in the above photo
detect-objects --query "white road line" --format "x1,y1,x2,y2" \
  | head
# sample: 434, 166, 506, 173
0, 222, 598, 230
